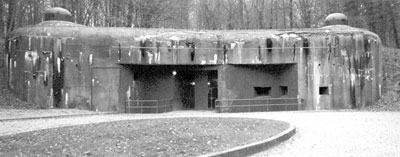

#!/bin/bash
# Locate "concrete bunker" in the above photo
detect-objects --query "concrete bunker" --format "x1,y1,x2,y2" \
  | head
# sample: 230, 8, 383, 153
4, 9, 383, 113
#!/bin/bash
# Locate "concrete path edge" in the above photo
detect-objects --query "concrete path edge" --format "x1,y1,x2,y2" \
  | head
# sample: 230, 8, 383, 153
200, 123, 296, 157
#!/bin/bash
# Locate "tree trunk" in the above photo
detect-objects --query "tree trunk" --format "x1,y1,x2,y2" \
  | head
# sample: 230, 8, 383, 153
105, 0, 111, 27
283, 0, 286, 29
43, 0, 51, 9
289, 0, 293, 28
0, 0, 4, 37
33, 1, 40, 24
188, 0, 199, 29
127, 0, 134, 27
391, 19, 400, 48
258, 0, 264, 29
270, 0, 274, 29
275, 0, 278, 29
389, 2, 400, 48
6, 0, 16, 33
298, 0, 313, 28
61, 0, 67, 8
239, 0, 244, 29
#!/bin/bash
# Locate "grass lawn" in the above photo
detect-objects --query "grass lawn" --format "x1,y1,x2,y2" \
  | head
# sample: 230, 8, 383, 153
0, 117, 289, 156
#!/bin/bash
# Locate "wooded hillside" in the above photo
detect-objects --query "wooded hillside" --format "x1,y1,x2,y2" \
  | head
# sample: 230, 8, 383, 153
0, 0, 399, 48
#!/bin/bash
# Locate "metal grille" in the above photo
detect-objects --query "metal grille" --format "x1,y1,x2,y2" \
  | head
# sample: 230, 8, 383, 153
215, 98, 303, 113
126, 99, 173, 114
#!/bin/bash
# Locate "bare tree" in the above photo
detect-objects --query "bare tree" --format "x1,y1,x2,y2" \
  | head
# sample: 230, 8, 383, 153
0, 0, 399, 48
296, 0, 314, 28
189, 0, 200, 29
6, 0, 17, 33
282, 0, 287, 29
0, 0, 4, 37
289, 0, 294, 28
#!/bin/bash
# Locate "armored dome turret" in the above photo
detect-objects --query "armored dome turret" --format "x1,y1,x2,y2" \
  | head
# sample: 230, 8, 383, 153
44, 7, 73, 22
325, 13, 348, 26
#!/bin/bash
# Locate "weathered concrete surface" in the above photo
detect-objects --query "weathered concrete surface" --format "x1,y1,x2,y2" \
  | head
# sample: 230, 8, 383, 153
5, 19, 383, 112
218, 64, 298, 99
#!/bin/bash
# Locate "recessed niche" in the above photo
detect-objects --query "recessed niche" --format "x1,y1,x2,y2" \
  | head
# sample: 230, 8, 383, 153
266, 38, 273, 52
319, 86, 329, 95
255, 87, 271, 96
280, 86, 288, 96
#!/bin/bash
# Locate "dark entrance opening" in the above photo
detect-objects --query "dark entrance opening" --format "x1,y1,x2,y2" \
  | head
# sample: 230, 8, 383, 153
53, 52, 64, 108
254, 87, 271, 96
122, 65, 218, 111
280, 86, 288, 96
319, 86, 329, 95
208, 71, 218, 109
176, 69, 218, 110
177, 71, 195, 109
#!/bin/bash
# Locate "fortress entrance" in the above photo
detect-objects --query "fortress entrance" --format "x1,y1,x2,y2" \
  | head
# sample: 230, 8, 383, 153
177, 71, 195, 109
176, 70, 218, 110
123, 65, 219, 112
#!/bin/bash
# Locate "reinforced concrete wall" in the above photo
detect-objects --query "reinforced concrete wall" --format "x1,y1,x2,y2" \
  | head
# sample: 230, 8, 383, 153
218, 64, 298, 99
5, 20, 383, 112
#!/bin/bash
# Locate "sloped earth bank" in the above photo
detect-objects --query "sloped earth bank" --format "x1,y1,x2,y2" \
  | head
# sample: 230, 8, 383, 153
0, 60, 39, 110
0, 117, 289, 156
361, 91, 400, 111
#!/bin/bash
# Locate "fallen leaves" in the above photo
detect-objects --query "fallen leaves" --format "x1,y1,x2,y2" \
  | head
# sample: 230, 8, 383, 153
0, 118, 289, 156
0, 67, 39, 110
363, 91, 400, 111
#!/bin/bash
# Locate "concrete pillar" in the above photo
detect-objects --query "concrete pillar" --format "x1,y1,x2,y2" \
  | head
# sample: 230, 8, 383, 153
195, 72, 208, 110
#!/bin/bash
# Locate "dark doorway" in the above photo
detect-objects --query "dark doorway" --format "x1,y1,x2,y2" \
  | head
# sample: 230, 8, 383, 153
176, 70, 218, 110
208, 71, 218, 109
177, 71, 195, 109
53, 40, 64, 108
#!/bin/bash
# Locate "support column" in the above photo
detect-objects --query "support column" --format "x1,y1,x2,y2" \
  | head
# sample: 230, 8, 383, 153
195, 72, 208, 110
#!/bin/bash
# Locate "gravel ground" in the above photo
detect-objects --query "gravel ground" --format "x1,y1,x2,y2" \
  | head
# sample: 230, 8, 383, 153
0, 109, 106, 120
1, 110, 400, 157
250, 111, 400, 157
0, 108, 109, 121
0, 117, 287, 157
0, 111, 219, 136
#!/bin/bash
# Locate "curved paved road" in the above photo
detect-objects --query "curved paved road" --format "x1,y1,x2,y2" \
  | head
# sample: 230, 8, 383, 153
250, 111, 400, 157
1, 111, 399, 157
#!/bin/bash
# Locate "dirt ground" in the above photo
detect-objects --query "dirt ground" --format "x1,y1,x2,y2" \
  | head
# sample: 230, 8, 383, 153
250, 111, 400, 157
0, 108, 103, 120
0, 111, 399, 157
0, 117, 288, 157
